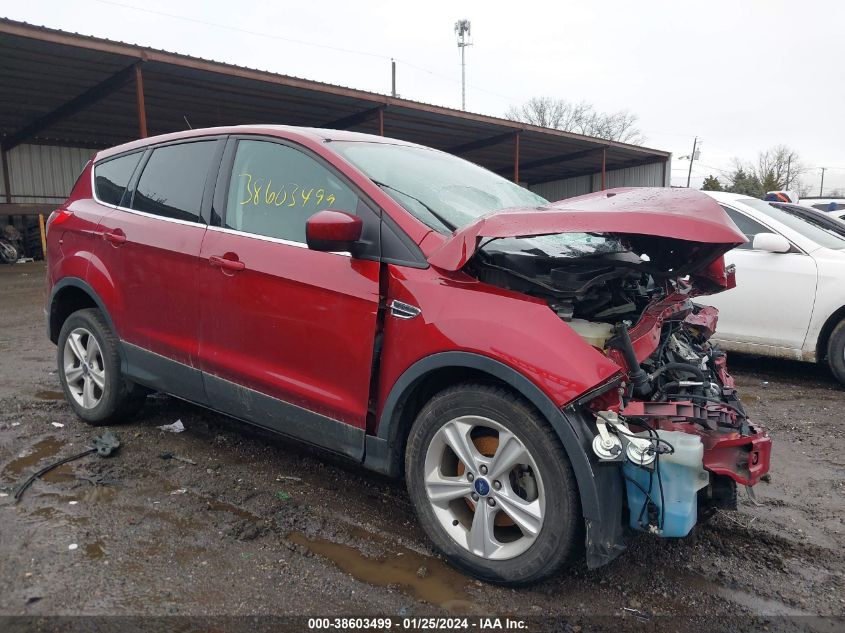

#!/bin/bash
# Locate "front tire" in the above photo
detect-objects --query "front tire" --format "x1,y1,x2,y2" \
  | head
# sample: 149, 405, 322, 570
828, 319, 845, 387
404, 383, 582, 586
57, 308, 145, 425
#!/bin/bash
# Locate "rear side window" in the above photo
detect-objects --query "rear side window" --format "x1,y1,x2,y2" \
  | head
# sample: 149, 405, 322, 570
131, 141, 216, 222
224, 140, 359, 243
811, 202, 845, 212
94, 152, 142, 206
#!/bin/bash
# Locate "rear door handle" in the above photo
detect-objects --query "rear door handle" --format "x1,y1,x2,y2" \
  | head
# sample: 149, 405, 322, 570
102, 229, 127, 246
209, 254, 245, 272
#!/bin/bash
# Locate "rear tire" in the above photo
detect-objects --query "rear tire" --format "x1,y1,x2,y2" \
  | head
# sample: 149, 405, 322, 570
404, 383, 582, 586
0, 242, 17, 264
827, 319, 845, 387
57, 308, 146, 425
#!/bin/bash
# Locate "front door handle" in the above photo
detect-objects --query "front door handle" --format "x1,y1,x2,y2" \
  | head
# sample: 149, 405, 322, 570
209, 254, 245, 272
102, 229, 127, 246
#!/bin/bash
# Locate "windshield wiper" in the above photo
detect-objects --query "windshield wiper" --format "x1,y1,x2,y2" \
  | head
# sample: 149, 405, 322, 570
371, 180, 457, 232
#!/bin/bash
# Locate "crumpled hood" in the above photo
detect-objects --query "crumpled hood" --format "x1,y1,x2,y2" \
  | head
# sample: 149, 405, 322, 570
427, 187, 748, 275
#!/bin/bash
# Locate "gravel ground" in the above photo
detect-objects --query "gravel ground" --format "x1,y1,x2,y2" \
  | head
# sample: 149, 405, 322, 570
1, 262, 843, 632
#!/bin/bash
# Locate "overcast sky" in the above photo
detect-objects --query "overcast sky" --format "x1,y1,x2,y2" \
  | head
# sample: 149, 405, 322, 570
6, 0, 845, 193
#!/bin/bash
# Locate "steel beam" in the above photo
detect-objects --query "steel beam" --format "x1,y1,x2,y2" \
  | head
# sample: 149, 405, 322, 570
447, 131, 517, 155
526, 156, 668, 186
516, 146, 608, 173
1, 63, 139, 152
324, 106, 385, 130
601, 148, 606, 191
0, 203, 55, 217
135, 64, 148, 138
1, 147, 10, 203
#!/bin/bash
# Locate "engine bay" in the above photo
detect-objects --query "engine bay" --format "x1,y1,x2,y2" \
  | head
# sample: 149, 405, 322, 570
467, 233, 772, 537
468, 234, 741, 405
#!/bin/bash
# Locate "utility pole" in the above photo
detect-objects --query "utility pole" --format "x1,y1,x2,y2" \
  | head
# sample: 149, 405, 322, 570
455, 19, 472, 111
390, 59, 397, 98
820, 167, 826, 196
785, 155, 791, 189
686, 136, 698, 188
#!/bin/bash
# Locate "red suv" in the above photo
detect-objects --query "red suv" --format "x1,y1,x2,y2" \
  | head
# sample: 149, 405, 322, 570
46, 126, 771, 585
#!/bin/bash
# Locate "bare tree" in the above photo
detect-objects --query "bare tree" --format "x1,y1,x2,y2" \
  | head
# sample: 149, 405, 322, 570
505, 96, 644, 144
797, 181, 814, 198
750, 145, 806, 191
727, 146, 808, 197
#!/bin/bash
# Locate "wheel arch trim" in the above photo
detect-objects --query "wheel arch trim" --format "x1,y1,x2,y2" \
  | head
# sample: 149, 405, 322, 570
815, 304, 845, 363
48, 278, 124, 364
370, 351, 605, 520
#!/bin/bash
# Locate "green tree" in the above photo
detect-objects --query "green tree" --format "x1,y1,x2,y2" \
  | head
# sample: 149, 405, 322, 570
701, 175, 723, 191
725, 167, 763, 197
760, 169, 781, 194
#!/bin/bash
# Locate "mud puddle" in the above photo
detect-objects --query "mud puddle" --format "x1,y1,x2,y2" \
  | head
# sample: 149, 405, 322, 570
33, 390, 65, 401
206, 498, 261, 522
2, 436, 65, 478
85, 541, 106, 560
288, 531, 476, 613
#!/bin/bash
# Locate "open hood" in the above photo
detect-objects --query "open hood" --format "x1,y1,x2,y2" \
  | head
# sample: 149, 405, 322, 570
427, 187, 747, 275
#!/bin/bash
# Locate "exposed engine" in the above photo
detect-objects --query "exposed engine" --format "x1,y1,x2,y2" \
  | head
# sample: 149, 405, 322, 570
469, 236, 772, 537
469, 239, 740, 407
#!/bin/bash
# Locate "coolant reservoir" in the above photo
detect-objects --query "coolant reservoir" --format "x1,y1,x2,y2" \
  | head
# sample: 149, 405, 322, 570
567, 318, 614, 348
623, 430, 709, 537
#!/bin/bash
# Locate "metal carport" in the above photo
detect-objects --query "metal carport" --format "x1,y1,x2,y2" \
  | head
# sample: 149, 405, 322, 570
0, 17, 671, 256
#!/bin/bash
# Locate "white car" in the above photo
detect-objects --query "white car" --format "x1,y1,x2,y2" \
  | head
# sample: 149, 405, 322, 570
799, 197, 845, 214
829, 209, 845, 224
701, 191, 845, 385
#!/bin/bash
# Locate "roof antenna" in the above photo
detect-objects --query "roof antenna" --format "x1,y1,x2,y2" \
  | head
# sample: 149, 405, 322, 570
183, 115, 193, 130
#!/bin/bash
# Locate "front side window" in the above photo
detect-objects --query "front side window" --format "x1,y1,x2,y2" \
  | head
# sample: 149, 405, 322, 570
737, 198, 845, 250
94, 152, 142, 206
131, 141, 216, 222
721, 206, 770, 250
224, 140, 359, 243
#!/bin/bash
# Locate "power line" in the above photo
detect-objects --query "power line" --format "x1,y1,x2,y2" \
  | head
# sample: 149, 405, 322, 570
91, 0, 521, 105
94, 0, 387, 60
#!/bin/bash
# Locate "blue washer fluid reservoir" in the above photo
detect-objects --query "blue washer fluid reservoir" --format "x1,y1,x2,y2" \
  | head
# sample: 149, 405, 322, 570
623, 430, 710, 537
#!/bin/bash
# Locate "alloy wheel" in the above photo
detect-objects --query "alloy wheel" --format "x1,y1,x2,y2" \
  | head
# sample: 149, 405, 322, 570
423, 415, 545, 560
63, 327, 106, 409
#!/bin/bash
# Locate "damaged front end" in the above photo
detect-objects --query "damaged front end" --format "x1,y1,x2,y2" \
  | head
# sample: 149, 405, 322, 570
439, 188, 772, 564
586, 294, 771, 536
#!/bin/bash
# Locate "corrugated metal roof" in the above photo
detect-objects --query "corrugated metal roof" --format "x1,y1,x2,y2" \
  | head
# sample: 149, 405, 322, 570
0, 18, 670, 185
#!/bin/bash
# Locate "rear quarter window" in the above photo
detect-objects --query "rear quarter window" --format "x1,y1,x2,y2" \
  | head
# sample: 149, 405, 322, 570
93, 152, 143, 206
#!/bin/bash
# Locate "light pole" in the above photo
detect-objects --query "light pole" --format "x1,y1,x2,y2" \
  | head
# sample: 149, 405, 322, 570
820, 167, 826, 196
455, 19, 472, 110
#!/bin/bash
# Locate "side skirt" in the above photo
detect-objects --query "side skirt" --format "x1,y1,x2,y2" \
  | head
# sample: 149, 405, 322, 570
121, 342, 207, 404
203, 373, 365, 461
120, 342, 365, 461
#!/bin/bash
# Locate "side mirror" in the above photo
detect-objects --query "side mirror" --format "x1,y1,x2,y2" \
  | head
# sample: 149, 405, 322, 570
752, 232, 791, 253
306, 210, 362, 253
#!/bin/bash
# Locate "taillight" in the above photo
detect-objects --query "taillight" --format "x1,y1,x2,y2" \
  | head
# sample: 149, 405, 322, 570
46, 208, 73, 232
